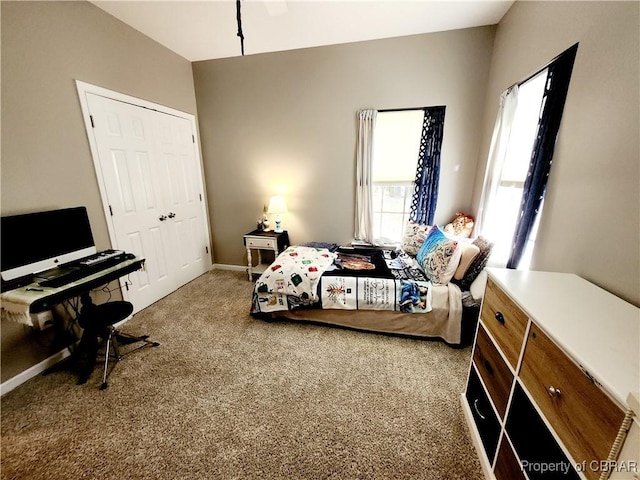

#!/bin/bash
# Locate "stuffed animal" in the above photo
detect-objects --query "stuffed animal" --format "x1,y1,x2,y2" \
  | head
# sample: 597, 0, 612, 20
444, 212, 474, 238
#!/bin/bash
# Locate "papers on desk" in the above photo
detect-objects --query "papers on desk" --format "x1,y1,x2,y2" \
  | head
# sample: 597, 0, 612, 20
1, 289, 52, 327
1, 305, 36, 326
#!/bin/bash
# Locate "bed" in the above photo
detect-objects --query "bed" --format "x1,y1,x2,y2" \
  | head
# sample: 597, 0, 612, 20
250, 230, 490, 347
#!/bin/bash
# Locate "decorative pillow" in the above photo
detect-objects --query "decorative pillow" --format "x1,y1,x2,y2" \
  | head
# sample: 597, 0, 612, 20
401, 222, 432, 257
416, 226, 461, 285
454, 243, 481, 280
454, 236, 493, 291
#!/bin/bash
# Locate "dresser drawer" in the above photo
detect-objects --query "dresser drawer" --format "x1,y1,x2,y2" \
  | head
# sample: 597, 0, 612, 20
480, 278, 529, 369
465, 366, 502, 464
493, 436, 526, 480
506, 382, 581, 480
473, 324, 514, 419
245, 236, 277, 249
520, 323, 625, 479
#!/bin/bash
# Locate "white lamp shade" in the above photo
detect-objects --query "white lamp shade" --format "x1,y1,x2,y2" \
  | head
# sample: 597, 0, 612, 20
267, 196, 287, 233
267, 196, 288, 214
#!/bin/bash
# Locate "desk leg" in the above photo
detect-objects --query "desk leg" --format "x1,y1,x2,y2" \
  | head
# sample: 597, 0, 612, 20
75, 293, 99, 384
247, 247, 253, 281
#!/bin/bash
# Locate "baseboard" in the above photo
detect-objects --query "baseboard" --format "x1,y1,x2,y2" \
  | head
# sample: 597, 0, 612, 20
212, 263, 247, 272
0, 347, 71, 396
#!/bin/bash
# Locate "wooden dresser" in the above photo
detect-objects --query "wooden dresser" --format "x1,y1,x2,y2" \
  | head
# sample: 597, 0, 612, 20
462, 268, 639, 480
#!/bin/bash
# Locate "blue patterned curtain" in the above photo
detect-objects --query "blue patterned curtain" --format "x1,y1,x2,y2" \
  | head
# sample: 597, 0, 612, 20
507, 44, 577, 269
410, 106, 446, 225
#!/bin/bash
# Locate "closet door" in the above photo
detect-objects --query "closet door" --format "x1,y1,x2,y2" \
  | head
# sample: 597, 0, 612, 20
152, 112, 208, 287
82, 89, 210, 311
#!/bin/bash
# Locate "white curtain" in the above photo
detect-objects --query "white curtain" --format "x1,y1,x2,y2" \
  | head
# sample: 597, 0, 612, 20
474, 85, 519, 236
354, 109, 377, 243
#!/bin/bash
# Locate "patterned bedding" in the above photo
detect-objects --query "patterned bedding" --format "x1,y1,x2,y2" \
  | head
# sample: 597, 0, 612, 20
251, 246, 466, 344
251, 243, 479, 346
253, 247, 429, 312
254, 245, 337, 302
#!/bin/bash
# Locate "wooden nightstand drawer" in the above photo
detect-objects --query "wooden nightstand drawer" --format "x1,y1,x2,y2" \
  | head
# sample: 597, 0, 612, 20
480, 278, 528, 369
245, 236, 277, 249
520, 323, 625, 479
244, 230, 290, 281
473, 324, 514, 419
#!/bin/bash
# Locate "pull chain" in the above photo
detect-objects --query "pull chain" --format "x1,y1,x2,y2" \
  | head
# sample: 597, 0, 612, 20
236, 0, 245, 56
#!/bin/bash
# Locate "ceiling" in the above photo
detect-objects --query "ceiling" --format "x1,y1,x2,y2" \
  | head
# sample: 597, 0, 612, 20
90, 0, 515, 62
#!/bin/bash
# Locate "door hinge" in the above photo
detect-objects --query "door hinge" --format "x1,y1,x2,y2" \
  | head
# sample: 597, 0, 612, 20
199, 193, 202, 201
108, 205, 113, 216
192, 134, 195, 143
205, 246, 209, 254
90, 115, 95, 128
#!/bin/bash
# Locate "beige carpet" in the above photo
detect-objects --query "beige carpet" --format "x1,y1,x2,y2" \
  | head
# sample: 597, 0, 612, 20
1, 270, 483, 480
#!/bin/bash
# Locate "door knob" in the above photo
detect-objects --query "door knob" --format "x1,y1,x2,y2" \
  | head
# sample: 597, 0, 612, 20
159, 215, 167, 221
168, 212, 176, 219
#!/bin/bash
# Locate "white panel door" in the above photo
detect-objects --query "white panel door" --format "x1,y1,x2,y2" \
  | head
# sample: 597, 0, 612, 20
84, 92, 209, 311
152, 113, 208, 286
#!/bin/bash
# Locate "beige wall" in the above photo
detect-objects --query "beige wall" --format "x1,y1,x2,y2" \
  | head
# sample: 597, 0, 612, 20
2, 0, 638, 386
471, 1, 639, 305
1, 1, 198, 382
193, 27, 496, 266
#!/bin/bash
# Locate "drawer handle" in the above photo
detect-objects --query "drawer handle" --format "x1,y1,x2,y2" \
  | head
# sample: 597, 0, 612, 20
547, 385, 562, 398
495, 311, 505, 325
483, 359, 494, 376
473, 399, 486, 420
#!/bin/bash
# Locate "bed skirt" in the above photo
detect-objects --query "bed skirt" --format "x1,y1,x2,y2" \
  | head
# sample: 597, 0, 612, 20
252, 304, 480, 347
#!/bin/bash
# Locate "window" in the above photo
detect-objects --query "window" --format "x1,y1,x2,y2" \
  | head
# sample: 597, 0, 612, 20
482, 71, 547, 268
479, 44, 578, 269
371, 110, 423, 244
355, 106, 446, 246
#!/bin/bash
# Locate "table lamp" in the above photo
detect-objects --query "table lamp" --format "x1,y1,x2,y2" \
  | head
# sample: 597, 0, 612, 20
267, 196, 288, 233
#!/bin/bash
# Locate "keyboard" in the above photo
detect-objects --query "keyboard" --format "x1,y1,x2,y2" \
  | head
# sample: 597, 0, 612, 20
38, 250, 129, 288
78, 249, 125, 267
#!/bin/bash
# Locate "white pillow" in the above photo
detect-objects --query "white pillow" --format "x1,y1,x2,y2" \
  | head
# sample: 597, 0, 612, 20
470, 270, 488, 301
401, 222, 432, 257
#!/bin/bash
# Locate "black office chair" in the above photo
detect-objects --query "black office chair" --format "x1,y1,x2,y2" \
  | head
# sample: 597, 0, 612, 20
75, 298, 159, 390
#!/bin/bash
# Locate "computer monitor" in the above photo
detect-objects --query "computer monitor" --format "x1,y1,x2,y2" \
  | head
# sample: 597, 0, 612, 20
1, 206, 97, 281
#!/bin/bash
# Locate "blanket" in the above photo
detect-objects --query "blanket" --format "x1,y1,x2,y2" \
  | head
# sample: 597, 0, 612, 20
254, 245, 337, 301
251, 246, 465, 344
253, 247, 436, 315
320, 277, 433, 313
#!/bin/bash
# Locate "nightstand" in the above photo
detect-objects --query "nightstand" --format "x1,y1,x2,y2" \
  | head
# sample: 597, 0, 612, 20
243, 230, 290, 281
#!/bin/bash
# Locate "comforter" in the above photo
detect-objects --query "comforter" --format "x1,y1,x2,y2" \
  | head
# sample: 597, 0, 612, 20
251, 246, 464, 344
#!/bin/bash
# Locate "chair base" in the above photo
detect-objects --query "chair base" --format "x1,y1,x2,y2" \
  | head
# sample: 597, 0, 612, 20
98, 328, 160, 390
75, 300, 159, 389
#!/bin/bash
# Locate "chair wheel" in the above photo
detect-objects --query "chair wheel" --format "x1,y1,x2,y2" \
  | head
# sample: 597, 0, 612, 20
100, 382, 108, 390
152, 342, 160, 347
